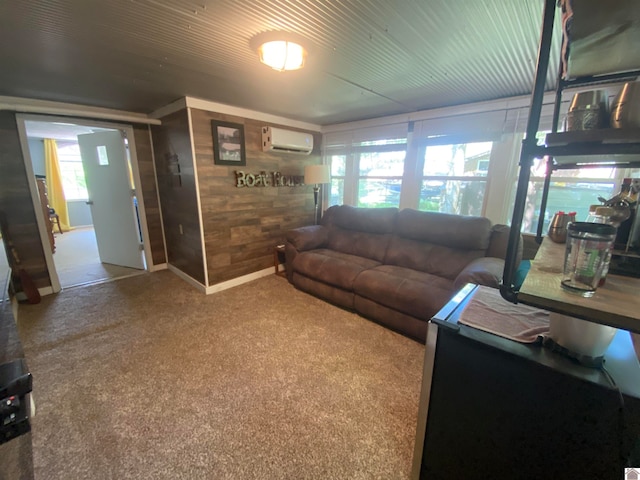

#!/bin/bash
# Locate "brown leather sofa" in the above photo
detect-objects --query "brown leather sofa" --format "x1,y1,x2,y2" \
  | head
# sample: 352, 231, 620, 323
285, 205, 520, 342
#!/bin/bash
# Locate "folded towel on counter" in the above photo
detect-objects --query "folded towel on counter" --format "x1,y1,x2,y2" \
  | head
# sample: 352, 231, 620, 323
458, 286, 550, 343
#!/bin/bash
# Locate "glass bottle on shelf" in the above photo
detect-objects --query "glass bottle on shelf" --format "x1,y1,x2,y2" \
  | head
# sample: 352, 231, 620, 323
586, 206, 617, 286
612, 178, 636, 250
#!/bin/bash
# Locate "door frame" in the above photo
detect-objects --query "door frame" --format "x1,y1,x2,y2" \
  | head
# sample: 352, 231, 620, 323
16, 113, 154, 293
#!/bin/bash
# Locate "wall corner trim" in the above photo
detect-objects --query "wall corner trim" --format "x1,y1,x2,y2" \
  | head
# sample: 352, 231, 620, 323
168, 264, 207, 293
148, 263, 168, 272
205, 268, 277, 295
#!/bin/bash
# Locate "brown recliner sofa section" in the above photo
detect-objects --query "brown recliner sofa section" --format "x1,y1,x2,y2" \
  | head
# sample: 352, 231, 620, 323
285, 205, 520, 342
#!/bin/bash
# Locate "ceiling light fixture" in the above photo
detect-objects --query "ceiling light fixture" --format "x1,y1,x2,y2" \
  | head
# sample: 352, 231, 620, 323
258, 40, 306, 71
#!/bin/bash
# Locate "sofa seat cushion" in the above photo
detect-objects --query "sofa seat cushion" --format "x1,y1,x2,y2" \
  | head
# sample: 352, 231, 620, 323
353, 265, 454, 320
292, 249, 380, 290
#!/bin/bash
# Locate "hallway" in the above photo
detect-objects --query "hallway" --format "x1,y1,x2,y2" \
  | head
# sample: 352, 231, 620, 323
53, 226, 144, 288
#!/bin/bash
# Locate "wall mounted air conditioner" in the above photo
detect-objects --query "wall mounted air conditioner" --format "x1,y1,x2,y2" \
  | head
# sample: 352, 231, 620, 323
262, 126, 313, 155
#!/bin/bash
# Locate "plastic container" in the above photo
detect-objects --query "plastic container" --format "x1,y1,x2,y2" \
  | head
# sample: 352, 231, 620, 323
561, 222, 616, 297
548, 312, 617, 359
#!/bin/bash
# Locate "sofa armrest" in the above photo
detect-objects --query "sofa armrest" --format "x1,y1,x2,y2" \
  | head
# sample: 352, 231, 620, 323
285, 225, 329, 252
453, 257, 506, 291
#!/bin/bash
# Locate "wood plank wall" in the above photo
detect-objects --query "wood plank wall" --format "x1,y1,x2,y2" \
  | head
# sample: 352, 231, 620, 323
0, 111, 50, 289
190, 108, 322, 285
132, 124, 166, 266
151, 110, 205, 284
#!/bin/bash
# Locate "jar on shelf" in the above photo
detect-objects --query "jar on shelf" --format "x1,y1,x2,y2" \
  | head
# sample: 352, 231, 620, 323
561, 222, 617, 296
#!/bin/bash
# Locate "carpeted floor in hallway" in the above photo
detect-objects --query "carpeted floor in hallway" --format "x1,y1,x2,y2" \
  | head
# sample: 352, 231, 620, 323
53, 226, 144, 288
17, 270, 425, 480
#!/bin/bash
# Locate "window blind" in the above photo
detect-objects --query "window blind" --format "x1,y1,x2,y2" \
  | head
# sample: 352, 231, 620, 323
324, 123, 409, 152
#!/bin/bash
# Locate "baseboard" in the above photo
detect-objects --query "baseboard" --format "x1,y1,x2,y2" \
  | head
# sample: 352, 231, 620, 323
149, 263, 168, 272
167, 264, 206, 293
38, 286, 54, 296
205, 267, 276, 295
168, 265, 281, 295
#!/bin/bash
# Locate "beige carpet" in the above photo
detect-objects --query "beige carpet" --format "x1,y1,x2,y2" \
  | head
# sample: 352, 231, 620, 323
53, 227, 144, 288
17, 271, 425, 480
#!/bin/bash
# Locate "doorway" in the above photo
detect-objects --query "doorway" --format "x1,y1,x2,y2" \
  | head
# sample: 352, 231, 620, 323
18, 116, 151, 291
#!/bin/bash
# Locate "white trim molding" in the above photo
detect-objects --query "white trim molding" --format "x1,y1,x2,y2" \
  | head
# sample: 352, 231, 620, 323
0, 96, 161, 125
186, 108, 210, 288
148, 263, 168, 273
321, 92, 559, 134
169, 264, 281, 295
205, 267, 277, 295
151, 96, 322, 132
168, 264, 207, 293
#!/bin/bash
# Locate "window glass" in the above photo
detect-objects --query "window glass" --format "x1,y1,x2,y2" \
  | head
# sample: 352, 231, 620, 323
419, 141, 492, 215
358, 179, 402, 208
357, 149, 405, 207
330, 155, 346, 176
509, 172, 617, 234
359, 151, 405, 176
420, 180, 486, 216
329, 178, 344, 207
57, 144, 88, 200
423, 142, 492, 177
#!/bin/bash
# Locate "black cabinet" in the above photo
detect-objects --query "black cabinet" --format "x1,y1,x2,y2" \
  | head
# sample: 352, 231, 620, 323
0, 273, 34, 479
412, 285, 640, 480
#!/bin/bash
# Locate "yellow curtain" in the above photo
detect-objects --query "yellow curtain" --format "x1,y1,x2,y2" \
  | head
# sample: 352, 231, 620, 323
44, 139, 71, 232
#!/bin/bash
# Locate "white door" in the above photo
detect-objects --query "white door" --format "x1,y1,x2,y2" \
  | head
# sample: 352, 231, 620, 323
77, 131, 145, 270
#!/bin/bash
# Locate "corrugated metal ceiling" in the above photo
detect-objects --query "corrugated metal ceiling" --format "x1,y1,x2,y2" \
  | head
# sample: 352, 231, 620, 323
0, 0, 561, 125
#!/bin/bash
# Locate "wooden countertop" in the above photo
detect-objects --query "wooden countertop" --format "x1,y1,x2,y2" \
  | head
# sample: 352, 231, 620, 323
519, 237, 640, 334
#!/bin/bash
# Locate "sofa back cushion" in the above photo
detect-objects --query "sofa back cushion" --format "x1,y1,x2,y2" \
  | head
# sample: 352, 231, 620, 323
486, 224, 522, 262
326, 206, 398, 262
384, 209, 493, 279
329, 205, 398, 233
395, 209, 492, 249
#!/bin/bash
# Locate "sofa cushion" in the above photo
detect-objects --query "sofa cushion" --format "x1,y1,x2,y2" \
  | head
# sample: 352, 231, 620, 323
384, 236, 486, 280
292, 273, 356, 310
453, 257, 506, 291
330, 205, 398, 233
486, 224, 522, 264
396, 209, 492, 250
327, 229, 392, 262
353, 265, 454, 320
286, 225, 329, 251
292, 249, 380, 290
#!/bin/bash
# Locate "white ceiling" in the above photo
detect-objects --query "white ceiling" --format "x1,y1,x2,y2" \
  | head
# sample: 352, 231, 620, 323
0, 0, 562, 126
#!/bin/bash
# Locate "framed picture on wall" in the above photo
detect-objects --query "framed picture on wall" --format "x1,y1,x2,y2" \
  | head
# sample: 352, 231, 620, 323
212, 121, 246, 166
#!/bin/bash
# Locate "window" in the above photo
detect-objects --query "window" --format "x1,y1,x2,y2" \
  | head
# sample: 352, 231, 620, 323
324, 126, 408, 208
506, 132, 621, 234
329, 154, 346, 207
57, 143, 88, 200
419, 141, 493, 216
357, 141, 406, 208
323, 98, 637, 226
